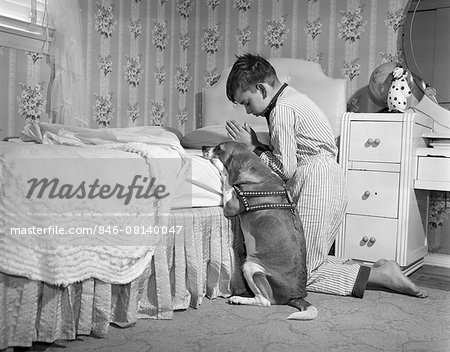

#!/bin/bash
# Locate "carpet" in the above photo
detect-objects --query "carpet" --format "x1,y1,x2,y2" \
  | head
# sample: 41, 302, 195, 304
27, 286, 450, 352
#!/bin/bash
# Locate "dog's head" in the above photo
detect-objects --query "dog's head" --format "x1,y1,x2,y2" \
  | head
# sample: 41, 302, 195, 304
203, 141, 277, 186
202, 141, 251, 168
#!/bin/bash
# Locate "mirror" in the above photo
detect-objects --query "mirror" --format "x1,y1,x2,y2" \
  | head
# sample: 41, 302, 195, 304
400, 0, 450, 133
401, 0, 450, 108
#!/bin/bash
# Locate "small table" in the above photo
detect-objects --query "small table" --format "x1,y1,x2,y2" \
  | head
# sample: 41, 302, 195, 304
414, 147, 450, 192
414, 146, 450, 268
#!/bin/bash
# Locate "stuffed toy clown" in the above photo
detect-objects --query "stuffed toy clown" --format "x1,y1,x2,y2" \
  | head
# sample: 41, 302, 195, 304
387, 66, 412, 113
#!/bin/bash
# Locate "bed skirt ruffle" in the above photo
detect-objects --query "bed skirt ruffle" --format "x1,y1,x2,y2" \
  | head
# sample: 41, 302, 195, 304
0, 207, 246, 349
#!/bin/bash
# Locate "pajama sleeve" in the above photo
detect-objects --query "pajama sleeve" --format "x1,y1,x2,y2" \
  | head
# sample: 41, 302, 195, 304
256, 105, 298, 182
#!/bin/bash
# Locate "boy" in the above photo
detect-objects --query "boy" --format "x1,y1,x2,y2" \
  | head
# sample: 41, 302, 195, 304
225, 53, 426, 298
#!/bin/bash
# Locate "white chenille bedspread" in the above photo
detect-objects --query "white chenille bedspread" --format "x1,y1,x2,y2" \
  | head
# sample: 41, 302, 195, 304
0, 123, 190, 286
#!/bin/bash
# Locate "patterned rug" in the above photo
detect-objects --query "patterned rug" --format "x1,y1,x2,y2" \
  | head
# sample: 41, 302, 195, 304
32, 286, 450, 352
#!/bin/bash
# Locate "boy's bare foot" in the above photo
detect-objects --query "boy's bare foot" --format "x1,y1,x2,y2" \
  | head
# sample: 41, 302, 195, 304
367, 259, 428, 298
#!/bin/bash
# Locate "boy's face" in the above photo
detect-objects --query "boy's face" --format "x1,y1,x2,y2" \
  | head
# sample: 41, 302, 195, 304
233, 86, 269, 117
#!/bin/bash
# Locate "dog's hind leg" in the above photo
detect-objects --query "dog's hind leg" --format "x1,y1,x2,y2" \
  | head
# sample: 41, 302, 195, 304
287, 298, 318, 320
228, 262, 272, 307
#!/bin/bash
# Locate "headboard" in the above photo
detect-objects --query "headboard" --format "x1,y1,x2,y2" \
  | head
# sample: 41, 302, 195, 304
201, 58, 347, 138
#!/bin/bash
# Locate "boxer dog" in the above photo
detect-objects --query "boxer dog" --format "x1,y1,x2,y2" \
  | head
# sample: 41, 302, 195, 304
202, 141, 317, 320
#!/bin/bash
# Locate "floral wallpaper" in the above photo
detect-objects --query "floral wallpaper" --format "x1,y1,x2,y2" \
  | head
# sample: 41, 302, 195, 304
428, 191, 450, 254
1, 0, 413, 133
17, 80, 45, 122
15, 52, 46, 122
73, 0, 410, 131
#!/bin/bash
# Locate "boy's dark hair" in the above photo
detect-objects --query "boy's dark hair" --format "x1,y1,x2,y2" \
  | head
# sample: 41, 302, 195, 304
226, 53, 278, 102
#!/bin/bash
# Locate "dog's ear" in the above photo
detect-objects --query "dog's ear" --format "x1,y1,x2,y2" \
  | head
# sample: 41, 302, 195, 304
221, 152, 233, 169
232, 165, 264, 185
215, 144, 233, 166
226, 154, 257, 185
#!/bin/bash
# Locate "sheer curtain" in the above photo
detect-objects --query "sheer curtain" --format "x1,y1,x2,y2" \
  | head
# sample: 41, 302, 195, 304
48, 0, 88, 127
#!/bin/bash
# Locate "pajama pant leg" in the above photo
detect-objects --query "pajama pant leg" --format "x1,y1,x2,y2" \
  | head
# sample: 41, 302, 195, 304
287, 155, 361, 296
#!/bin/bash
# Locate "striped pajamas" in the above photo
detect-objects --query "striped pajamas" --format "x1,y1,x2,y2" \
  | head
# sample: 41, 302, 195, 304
258, 86, 364, 297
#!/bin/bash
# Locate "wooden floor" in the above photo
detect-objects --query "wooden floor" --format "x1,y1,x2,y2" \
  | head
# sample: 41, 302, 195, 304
409, 265, 450, 291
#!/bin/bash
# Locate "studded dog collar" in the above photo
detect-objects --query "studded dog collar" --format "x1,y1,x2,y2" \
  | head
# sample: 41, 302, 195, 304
233, 185, 296, 213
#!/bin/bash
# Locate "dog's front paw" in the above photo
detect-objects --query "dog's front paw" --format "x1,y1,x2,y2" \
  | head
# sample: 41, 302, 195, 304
211, 158, 225, 173
211, 158, 226, 177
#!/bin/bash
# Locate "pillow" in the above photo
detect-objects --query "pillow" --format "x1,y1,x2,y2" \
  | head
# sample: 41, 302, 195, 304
181, 124, 270, 149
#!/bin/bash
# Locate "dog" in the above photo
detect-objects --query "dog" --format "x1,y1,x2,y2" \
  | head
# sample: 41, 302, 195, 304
202, 141, 317, 320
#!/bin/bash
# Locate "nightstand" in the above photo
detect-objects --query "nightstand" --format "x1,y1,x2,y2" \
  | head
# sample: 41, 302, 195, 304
336, 112, 433, 274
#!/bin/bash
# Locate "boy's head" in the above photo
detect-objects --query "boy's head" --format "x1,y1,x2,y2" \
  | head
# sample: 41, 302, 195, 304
226, 54, 280, 116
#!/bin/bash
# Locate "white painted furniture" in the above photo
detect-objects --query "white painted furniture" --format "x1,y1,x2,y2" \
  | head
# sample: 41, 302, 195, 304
414, 144, 450, 269
415, 148, 450, 191
336, 112, 433, 274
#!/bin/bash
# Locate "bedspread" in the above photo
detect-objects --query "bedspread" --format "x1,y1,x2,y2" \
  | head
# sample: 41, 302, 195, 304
0, 124, 191, 286
0, 207, 247, 349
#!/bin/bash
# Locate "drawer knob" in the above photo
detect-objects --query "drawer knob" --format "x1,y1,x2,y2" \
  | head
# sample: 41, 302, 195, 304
369, 237, 376, 243
362, 236, 369, 243
363, 190, 371, 198
365, 138, 381, 147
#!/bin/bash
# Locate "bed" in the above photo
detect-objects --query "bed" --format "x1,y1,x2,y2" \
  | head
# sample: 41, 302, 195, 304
0, 58, 346, 349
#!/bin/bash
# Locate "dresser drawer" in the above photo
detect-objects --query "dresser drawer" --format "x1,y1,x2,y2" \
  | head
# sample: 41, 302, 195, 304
345, 215, 397, 262
346, 170, 399, 218
349, 121, 402, 163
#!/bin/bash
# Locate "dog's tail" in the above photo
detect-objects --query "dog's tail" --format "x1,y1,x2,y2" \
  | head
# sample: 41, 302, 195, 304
287, 298, 318, 320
